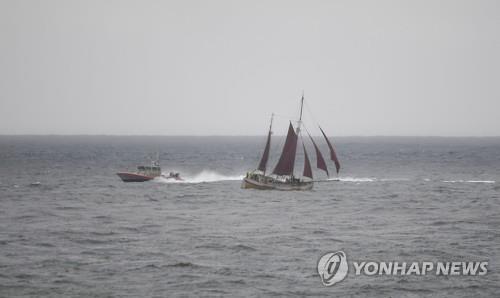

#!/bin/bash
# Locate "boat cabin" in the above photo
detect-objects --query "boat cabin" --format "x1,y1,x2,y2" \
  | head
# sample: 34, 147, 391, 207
137, 166, 161, 177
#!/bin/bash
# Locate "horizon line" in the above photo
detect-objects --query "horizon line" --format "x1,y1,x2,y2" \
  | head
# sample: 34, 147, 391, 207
1, 134, 500, 138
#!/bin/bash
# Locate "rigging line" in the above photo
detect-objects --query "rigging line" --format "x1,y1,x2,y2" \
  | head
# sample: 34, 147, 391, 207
303, 124, 326, 150
302, 123, 320, 148
299, 131, 306, 151
272, 113, 300, 122
303, 100, 321, 133
301, 122, 315, 139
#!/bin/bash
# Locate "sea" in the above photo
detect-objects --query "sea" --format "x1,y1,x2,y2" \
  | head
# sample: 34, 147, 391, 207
0, 136, 499, 297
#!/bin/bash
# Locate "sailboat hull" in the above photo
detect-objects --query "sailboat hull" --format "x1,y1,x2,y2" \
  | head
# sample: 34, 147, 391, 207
241, 176, 313, 191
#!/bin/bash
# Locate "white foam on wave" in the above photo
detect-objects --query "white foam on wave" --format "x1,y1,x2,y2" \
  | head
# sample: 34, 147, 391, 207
155, 170, 244, 184
329, 177, 376, 182
328, 177, 411, 183
331, 178, 496, 184
380, 178, 411, 182
467, 180, 495, 183
443, 180, 495, 184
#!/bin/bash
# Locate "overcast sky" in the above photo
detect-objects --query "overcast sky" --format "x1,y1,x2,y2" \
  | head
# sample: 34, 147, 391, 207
0, 0, 499, 136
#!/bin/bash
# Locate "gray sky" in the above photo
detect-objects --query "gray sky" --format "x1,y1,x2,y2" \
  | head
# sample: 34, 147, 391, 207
0, 0, 499, 136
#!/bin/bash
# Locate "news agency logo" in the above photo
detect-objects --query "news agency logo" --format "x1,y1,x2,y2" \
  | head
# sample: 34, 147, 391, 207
317, 250, 489, 287
353, 261, 488, 276
317, 251, 349, 286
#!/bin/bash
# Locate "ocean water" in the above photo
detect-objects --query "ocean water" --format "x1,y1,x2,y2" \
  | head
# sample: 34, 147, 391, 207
0, 136, 499, 297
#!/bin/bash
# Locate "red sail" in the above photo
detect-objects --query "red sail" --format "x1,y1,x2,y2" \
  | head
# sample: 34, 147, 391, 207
308, 133, 329, 177
302, 143, 313, 179
272, 122, 298, 176
319, 126, 340, 174
257, 130, 271, 172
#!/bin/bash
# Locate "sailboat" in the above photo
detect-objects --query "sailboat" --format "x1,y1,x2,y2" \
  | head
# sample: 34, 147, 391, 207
241, 95, 340, 190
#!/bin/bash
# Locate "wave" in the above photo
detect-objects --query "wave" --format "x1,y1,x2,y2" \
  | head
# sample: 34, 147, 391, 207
156, 173, 495, 185
155, 170, 243, 184
380, 178, 411, 181
443, 180, 495, 184
329, 177, 495, 184
329, 177, 413, 182
328, 177, 376, 182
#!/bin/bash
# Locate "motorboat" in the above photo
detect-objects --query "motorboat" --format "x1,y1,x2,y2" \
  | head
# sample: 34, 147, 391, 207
117, 161, 161, 182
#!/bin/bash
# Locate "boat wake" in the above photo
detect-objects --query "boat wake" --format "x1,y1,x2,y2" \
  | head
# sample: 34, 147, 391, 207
326, 177, 415, 182
326, 177, 383, 182
155, 174, 495, 185
156, 170, 244, 184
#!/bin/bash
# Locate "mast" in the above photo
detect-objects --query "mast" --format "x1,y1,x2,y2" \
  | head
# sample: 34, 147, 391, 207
269, 113, 274, 134
296, 92, 304, 134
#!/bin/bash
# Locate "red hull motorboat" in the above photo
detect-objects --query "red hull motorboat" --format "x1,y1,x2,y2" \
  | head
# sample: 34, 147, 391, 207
117, 161, 162, 182
117, 159, 183, 182
116, 172, 156, 182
